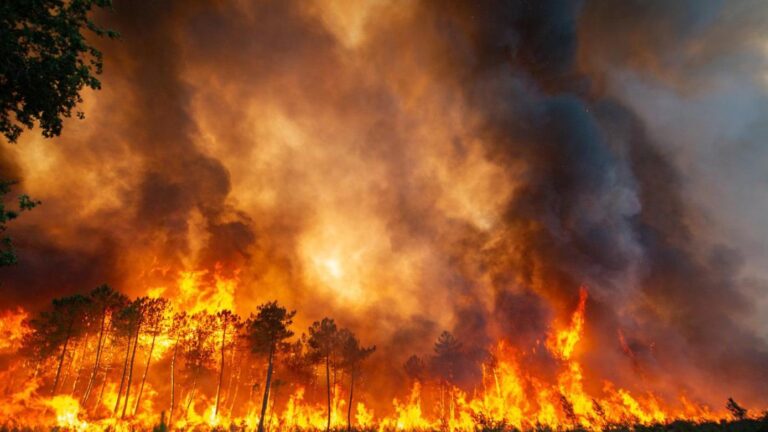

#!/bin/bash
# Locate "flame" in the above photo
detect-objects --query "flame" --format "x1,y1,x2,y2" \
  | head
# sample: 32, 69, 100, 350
147, 265, 238, 314
547, 286, 588, 361
0, 308, 28, 352
0, 282, 749, 430
46, 395, 89, 430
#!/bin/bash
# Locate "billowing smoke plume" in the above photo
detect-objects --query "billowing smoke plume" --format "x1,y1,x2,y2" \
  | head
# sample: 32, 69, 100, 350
1, 0, 767, 408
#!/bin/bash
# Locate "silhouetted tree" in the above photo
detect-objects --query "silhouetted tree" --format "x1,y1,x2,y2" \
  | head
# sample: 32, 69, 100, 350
281, 336, 315, 391
0, 0, 117, 143
224, 319, 247, 417
247, 301, 295, 432
403, 355, 427, 383
307, 318, 340, 432
168, 311, 188, 426
82, 284, 128, 406
431, 331, 462, 384
112, 298, 142, 415
727, 397, 748, 420
213, 309, 240, 421
0, 181, 39, 266
121, 297, 151, 418
182, 312, 216, 418
22, 294, 90, 395
338, 329, 375, 432
430, 331, 463, 422
134, 297, 170, 416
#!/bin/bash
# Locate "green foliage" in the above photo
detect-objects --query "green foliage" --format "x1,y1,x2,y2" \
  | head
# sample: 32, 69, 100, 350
0, 180, 40, 266
0, 0, 118, 143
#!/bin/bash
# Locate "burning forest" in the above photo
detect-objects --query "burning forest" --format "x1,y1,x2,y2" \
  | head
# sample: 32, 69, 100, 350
1, 0, 768, 431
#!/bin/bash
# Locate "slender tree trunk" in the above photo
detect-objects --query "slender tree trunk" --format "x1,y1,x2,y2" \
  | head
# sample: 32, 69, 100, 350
71, 332, 90, 395
224, 344, 238, 410
134, 330, 157, 415
227, 359, 243, 416
347, 370, 355, 432
96, 363, 111, 409
257, 344, 275, 432
185, 371, 199, 419
169, 338, 179, 426
246, 381, 257, 418
52, 322, 74, 395
122, 320, 142, 418
83, 310, 106, 405
60, 336, 82, 394
114, 333, 133, 415
214, 323, 227, 419
325, 354, 331, 432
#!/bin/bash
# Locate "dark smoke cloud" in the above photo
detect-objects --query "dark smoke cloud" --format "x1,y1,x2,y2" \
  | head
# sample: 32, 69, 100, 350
434, 0, 768, 402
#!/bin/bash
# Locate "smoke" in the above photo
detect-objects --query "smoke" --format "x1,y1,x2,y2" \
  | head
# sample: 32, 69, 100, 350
1, 0, 766, 408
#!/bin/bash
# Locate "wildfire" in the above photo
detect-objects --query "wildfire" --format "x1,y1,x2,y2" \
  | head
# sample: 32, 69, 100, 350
547, 286, 588, 361
0, 308, 28, 351
0, 279, 748, 431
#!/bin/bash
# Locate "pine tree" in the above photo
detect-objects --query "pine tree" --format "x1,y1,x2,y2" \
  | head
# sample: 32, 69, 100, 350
247, 302, 295, 432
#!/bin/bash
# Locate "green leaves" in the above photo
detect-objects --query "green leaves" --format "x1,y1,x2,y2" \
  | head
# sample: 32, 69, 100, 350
0, 0, 118, 143
0, 180, 40, 266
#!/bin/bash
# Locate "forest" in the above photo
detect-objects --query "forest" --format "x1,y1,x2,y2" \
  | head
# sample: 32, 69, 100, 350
0, 284, 763, 431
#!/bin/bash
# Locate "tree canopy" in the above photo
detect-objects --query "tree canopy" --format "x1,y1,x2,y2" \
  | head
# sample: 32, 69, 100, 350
0, 0, 118, 143
0, 180, 39, 266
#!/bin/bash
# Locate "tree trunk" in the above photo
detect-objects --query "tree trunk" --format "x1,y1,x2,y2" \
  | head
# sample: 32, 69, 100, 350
52, 322, 74, 395
347, 370, 355, 432
214, 323, 227, 420
185, 371, 199, 420
82, 309, 106, 405
169, 338, 179, 426
122, 321, 142, 418
60, 336, 82, 394
134, 330, 157, 415
257, 343, 275, 432
71, 332, 90, 395
227, 358, 243, 416
224, 344, 238, 411
325, 354, 331, 432
96, 364, 110, 409
113, 333, 133, 415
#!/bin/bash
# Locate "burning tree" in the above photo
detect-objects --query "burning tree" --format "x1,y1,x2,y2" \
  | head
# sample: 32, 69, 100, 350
168, 311, 188, 425
403, 355, 427, 384
307, 318, 340, 432
181, 312, 216, 419
133, 297, 170, 416
111, 297, 146, 416
212, 309, 241, 421
21, 294, 90, 395
246, 301, 295, 432
81, 284, 128, 407
338, 329, 375, 432
430, 331, 463, 424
